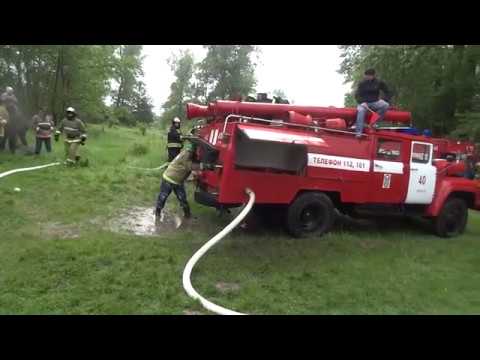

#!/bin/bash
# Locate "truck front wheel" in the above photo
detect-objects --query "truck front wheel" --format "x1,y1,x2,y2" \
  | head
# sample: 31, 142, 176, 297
286, 192, 335, 238
433, 197, 468, 238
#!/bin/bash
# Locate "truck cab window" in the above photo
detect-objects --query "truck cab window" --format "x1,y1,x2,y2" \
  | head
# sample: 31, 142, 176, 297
412, 143, 430, 163
376, 139, 402, 161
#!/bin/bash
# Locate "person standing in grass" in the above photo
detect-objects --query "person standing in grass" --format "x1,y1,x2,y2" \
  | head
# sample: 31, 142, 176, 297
0, 87, 18, 153
167, 117, 184, 162
33, 109, 55, 155
55, 107, 87, 166
0, 99, 9, 146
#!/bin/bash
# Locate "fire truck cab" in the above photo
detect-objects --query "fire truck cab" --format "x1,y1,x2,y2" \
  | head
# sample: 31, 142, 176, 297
186, 99, 480, 238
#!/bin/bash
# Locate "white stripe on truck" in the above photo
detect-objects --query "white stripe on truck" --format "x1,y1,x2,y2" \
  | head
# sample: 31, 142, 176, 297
308, 153, 370, 172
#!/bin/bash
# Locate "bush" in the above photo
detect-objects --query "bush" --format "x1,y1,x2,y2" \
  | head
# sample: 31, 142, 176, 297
114, 106, 136, 127
452, 112, 480, 142
129, 143, 149, 156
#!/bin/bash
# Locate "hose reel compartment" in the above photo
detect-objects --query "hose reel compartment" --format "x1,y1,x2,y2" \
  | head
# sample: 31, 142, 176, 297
234, 127, 308, 174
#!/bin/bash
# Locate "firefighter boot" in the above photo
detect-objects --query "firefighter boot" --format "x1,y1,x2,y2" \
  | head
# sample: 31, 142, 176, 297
154, 207, 164, 223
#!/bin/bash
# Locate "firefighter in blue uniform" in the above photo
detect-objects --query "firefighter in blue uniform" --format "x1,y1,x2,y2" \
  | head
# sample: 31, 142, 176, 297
167, 117, 183, 162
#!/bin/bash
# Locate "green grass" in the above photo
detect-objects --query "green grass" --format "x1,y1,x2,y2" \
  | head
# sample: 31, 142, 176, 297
1, 125, 480, 314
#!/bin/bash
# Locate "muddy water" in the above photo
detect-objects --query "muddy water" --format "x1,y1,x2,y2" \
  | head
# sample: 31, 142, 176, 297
43, 222, 81, 239
108, 206, 191, 236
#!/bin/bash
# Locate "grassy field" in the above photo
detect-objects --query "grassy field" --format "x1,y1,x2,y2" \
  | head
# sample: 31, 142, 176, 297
1, 124, 480, 315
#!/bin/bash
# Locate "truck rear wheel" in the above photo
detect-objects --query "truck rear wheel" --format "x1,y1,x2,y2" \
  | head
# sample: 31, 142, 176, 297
433, 197, 468, 238
286, 192, 335, 238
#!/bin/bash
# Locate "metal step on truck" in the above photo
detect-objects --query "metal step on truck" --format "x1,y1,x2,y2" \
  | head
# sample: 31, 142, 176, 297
185, 97, 480, 238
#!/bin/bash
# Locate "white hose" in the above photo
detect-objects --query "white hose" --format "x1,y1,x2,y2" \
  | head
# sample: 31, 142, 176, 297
127, 163, 168, 171
0, 162, 60, 179
182, 188, 255, 315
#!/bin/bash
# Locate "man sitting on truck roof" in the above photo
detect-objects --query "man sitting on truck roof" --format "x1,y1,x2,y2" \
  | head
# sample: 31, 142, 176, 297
354, 68, 393, 138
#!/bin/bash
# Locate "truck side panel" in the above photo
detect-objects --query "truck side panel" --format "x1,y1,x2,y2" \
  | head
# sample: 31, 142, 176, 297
217, 124, 373, 204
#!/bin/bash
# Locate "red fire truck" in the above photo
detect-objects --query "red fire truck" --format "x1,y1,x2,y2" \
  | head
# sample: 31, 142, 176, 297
186, 99, 480, 238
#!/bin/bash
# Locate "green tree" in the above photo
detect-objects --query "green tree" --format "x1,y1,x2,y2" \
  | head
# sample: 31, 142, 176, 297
197, 45, 258, 102
161, 50, 196, 127
132, 81, 155, 124
0, 45, 152, 126
112, 45, 144, 109
0, 45, 120, 124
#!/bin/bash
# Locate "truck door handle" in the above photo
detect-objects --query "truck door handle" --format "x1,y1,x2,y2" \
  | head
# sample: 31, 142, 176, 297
375, 164, 383, 169
411, 168, 418, 171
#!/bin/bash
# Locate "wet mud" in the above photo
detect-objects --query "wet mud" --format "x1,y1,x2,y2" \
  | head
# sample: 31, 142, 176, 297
108, 206, 200, 236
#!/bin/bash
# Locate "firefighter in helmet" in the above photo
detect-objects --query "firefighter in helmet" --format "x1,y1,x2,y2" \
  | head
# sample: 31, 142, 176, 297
156, 142, 195, 219
167, 117, 183, 162
55, 107, 87, 166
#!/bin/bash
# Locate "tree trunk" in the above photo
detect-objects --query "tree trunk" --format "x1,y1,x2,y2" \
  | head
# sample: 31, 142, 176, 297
51, 46, 63, 122
115, 77, 124, 108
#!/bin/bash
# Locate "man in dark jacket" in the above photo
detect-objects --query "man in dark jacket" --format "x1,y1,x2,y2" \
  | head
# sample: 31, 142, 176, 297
167, 117, 183, 162
354, 69, 393, 138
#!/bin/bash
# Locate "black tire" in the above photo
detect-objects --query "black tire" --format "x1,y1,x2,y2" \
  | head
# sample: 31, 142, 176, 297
286, 192, 335, 238
433, 197, 468, 238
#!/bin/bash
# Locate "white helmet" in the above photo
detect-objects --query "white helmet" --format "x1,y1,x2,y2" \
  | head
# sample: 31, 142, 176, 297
5, 86, 13, 94
173, 117, 181, 123
66, 107, 76, 114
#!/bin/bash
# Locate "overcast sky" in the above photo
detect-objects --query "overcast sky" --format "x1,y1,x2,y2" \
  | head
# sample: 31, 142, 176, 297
142, 45, 352, 114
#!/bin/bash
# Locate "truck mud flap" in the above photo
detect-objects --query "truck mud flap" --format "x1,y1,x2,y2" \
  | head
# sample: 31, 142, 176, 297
235, 128, 307, 174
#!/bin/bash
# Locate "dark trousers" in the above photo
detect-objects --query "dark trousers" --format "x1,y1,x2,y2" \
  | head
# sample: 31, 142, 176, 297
156, 178, 190, 215
168, 148, 181, 162
17, 129, 28, 146
35, 137, 52, 154
0, 131, 16, 153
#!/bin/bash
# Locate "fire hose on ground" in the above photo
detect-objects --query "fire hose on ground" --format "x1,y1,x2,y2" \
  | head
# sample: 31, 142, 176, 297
182, 188, 255, 315
1, 160, 256, 315
0, 162, 60, 179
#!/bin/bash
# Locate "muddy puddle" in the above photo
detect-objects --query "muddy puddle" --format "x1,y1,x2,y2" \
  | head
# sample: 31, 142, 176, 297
43, 222, 81, 239
108, 206, 199, 236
